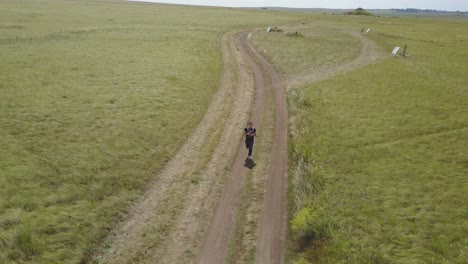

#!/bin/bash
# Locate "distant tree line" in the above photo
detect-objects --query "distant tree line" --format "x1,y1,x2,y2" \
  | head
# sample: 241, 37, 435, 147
344, 7, 374, 16
391, 8, 467, 14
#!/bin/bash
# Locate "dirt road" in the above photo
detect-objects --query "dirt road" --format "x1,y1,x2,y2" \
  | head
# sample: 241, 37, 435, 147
94, 28, 380, 264
246, 33, 289, 264
197, 30, 381, 263
197, 31, 288, 263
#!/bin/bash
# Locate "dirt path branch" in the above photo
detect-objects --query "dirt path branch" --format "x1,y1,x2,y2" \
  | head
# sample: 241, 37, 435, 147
286, 32, 382, 90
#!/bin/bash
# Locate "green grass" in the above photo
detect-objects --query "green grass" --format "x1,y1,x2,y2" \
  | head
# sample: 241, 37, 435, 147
251, 22, 361, 79
0, 1, 309, 263
254, 15, 468, 263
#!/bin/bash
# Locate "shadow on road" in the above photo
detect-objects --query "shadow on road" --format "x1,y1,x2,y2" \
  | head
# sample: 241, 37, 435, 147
244, 159, 256, 170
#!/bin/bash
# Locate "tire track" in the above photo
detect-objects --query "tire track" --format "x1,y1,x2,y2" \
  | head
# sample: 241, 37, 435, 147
286, 32, 382, 90
245, 33, 288, 264
155, 32, 255, 264
197, 31, 288, 264
92, 32, 255, 264
196, 31, 267, 264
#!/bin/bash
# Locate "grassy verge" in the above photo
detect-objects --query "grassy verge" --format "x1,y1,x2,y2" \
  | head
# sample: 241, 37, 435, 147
262, 15, 468, 263
0, 1, 309, 263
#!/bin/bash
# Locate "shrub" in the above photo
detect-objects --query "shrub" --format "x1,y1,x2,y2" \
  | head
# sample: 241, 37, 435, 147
344, 7, 374, 16
294, 257, 310, 264
291, 206, 328, 250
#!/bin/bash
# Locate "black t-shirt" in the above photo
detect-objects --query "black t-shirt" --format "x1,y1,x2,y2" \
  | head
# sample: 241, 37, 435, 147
245, 127, 256, 141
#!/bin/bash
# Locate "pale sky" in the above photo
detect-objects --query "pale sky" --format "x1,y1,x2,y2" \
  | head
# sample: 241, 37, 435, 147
131, 0, 468, 11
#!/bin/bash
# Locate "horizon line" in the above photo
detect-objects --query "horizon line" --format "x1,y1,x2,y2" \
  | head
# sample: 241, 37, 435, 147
128, 1, 468, 12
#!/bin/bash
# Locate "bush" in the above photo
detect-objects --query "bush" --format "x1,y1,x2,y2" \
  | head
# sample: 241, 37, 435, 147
291, 206, 329, 250
344, 7, 374, 16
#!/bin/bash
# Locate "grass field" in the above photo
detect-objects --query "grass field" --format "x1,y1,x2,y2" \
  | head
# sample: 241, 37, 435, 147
0, 1, 308, 263
2, 1, 467, 263
253, 15, 468, 263
251, 20, 362, 81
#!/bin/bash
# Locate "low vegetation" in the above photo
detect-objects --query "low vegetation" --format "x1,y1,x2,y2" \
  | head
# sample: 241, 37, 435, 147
254, 15, 467, 263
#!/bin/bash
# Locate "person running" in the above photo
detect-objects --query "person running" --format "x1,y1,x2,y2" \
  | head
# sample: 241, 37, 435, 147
244, 121, 257, 160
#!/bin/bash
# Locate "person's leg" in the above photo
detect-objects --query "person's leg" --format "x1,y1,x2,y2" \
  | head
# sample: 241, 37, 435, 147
245, 139, 249, 149
248, 142, 253, 157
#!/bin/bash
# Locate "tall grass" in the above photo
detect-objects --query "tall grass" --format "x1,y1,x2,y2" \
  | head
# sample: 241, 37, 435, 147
277, 15, 467, 263
0, 0, 308, 263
